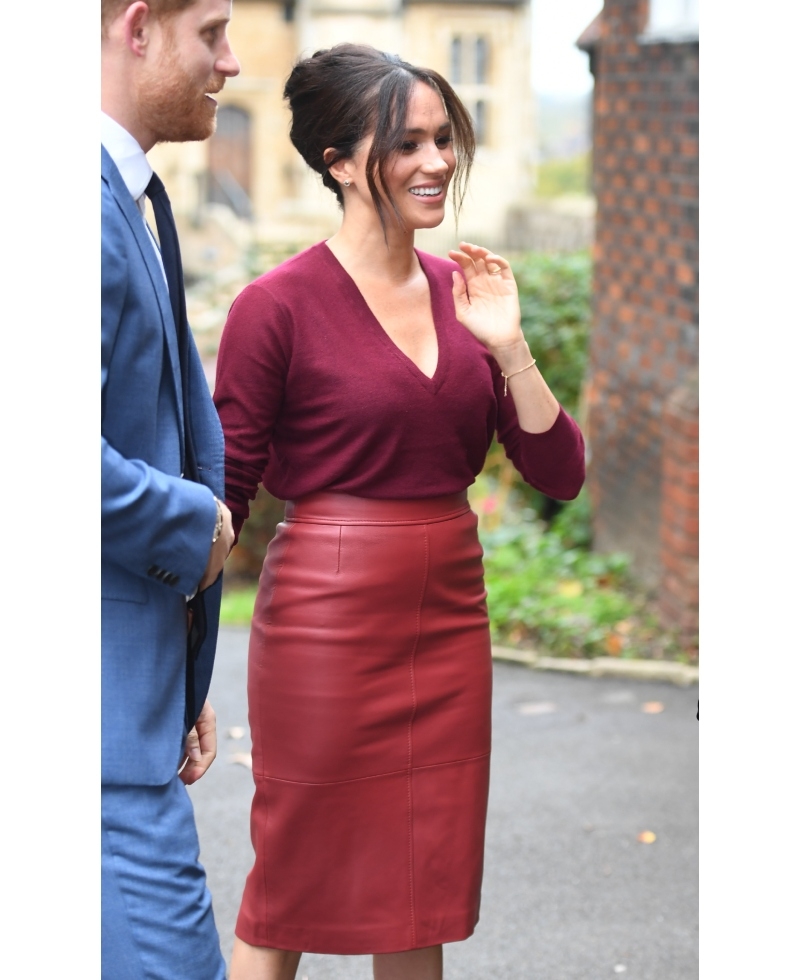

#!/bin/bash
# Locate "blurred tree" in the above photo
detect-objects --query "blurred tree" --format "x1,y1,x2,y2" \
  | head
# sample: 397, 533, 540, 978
536, 152, 592, 198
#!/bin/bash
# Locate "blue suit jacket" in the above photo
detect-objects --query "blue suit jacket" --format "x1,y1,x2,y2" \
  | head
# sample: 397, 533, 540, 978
102, 146, 224, 786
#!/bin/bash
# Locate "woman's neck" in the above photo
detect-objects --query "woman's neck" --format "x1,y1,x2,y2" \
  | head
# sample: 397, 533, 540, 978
326, 207, 420, 284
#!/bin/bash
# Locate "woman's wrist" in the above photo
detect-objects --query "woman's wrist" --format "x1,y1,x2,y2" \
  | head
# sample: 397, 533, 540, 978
489, 335, 533, 376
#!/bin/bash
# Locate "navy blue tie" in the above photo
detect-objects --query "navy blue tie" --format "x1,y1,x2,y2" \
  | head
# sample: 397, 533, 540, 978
145, 172, 198, 481
145, 172, 206, 729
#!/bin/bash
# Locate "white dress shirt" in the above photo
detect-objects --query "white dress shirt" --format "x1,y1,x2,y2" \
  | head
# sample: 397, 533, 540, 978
101, 112, 166, 281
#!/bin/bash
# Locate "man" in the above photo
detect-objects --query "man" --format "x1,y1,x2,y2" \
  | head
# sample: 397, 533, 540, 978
101, 2, 239, 976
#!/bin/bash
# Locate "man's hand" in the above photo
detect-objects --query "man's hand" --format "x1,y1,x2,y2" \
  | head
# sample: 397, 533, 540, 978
179, 700, 218, 785
197, 499, 234, 592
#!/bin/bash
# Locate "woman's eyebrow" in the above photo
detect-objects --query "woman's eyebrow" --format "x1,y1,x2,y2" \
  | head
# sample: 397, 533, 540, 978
403, 122, 452, 136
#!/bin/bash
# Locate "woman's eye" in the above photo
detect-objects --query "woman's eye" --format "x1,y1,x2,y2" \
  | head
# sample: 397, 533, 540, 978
436, 136, 454, 148
401, 142, 418, 153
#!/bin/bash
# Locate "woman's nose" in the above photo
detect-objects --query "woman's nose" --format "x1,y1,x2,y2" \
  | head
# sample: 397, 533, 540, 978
423, 147, 450, 173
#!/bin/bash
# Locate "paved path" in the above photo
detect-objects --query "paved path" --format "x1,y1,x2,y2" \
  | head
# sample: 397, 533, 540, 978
190, 627, 698, 980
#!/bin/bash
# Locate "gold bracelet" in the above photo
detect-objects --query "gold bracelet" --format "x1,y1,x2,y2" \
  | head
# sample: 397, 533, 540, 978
211, 497, 224, 544
501, 359, 536, 396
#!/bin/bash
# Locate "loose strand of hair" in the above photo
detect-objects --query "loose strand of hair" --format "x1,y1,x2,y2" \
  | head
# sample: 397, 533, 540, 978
426, 70, 475, 226
367, 71, 414, 241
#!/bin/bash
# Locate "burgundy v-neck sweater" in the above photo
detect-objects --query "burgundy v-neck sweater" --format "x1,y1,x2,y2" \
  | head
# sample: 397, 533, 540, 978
214, 242, 585, 536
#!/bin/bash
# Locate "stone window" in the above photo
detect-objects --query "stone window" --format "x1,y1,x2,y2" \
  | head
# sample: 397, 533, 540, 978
473, 99, 488, 146
450, 36, 463, 84
450, 34, 490, 85
207, 104, 253, 219
475, 36, 489, 84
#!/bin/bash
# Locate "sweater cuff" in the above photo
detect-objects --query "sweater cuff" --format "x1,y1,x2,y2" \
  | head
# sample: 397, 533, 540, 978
518, 405, 586, 501
520, 404, 580, 446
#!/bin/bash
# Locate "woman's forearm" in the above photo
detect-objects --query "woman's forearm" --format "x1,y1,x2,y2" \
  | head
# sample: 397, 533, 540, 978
488, 335, 561, 434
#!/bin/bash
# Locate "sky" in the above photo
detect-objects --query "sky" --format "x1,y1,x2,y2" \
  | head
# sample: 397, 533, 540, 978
530, 0, 603, 99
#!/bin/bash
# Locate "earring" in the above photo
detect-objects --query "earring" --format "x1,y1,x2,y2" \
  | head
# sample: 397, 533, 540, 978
344, 180, 351, 187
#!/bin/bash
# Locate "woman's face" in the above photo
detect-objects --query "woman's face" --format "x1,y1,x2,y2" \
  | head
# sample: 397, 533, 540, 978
352, 80, 457, 231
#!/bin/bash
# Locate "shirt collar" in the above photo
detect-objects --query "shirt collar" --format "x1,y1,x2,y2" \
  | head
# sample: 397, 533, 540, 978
101, 112, 153, 207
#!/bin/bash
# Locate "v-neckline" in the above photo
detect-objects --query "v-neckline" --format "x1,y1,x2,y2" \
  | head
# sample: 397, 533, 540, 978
320, 241, 449, 394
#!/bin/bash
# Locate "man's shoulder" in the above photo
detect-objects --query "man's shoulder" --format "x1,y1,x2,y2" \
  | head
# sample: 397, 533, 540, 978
101, 156, 140, 264
102, 155, 129, 226
102, 182, 132, 267
101, 146, 137, 232
101, 163, 141, 297
101, 142, 123, 182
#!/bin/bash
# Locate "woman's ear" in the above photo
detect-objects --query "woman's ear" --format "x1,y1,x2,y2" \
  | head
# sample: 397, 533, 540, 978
323, 148, 353, 188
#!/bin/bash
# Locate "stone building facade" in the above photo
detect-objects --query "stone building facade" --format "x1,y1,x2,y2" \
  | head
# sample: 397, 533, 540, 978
150, 0, 535, 256
578, 0, 698, 642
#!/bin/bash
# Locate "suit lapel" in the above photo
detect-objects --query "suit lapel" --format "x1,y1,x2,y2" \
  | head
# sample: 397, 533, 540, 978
101, 147, 185, 455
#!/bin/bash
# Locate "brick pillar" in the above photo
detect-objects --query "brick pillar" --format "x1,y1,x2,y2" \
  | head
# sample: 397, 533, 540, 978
659, 370, 698, 647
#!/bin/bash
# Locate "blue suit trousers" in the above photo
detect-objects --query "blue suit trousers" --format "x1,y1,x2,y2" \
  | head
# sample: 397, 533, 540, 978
101, 779, 226, 980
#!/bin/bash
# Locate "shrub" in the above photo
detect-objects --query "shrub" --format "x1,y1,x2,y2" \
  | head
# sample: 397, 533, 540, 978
476, 487, 633, 658
224, 485, 285, 581
512, 250, 591, 418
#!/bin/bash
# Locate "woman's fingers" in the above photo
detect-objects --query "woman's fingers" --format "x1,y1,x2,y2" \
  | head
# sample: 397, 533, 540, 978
463, 243, 511, 277
447, 247, 473, 272
450, 242, 512, 279
485, 253, 511, 277
448, 246, 489, 278
461, 243, 490, 277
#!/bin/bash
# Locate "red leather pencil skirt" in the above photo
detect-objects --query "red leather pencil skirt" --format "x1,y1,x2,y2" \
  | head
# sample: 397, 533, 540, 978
235, 491, 492, 955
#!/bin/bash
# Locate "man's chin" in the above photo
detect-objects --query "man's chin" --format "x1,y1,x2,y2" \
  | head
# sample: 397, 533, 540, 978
150, 99, 217, 144
155, 116, 216, 144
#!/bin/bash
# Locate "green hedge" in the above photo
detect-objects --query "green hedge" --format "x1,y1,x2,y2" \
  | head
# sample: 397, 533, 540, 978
513, 249, 591, 420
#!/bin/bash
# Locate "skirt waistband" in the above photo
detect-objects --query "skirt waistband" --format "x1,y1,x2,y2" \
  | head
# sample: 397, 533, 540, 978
284, 491, 471, 526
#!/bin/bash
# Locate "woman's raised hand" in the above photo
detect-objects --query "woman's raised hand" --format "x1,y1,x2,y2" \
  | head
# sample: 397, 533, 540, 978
450, 241, 559, 432
449, 242, 524, 354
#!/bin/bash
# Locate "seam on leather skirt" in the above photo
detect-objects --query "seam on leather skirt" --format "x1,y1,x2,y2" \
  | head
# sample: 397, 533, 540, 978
251, 751, 492, 785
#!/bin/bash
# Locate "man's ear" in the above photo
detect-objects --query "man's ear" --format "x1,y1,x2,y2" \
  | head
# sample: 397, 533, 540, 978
323, 148, 353, 188
123, 1, 154, 57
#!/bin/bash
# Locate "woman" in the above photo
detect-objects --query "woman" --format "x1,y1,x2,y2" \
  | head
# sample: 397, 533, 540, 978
214, 43, 585, 980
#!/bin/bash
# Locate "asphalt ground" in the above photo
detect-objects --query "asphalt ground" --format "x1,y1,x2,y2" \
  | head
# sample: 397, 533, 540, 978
190, 627, 698, 980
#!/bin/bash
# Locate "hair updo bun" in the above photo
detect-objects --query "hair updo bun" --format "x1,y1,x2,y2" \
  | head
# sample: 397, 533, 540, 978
283, 43, 475, 231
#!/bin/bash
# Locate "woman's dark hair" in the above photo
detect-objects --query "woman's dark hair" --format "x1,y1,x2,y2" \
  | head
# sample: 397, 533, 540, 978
283, 43, 476, 232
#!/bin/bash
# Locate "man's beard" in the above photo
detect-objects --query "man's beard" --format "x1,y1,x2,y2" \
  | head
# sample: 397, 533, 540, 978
139, 44, 224, 143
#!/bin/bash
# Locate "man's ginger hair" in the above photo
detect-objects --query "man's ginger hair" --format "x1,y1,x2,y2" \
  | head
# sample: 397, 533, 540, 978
101, 0, 197, 37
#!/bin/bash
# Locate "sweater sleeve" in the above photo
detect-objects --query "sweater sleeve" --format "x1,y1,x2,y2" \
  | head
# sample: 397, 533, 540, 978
213, 282, 293, 538
492, 360, 586, 501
